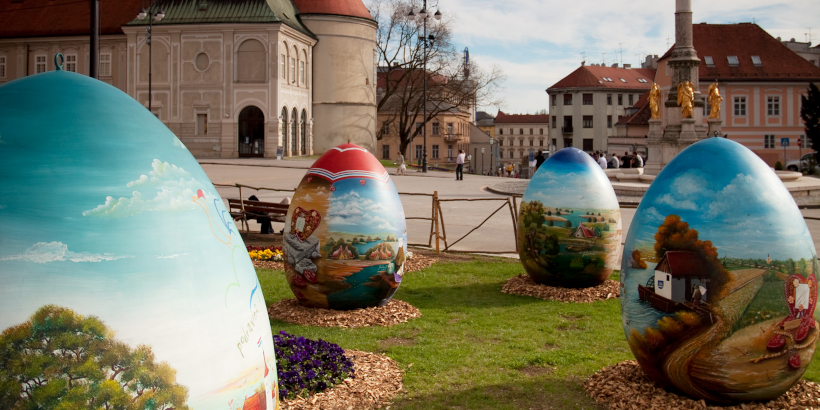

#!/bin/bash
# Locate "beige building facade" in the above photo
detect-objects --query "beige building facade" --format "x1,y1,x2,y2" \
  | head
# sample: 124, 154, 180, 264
494, 111, 550, 160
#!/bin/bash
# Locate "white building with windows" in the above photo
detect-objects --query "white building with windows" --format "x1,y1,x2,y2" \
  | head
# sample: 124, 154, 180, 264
0, 0, 377, 158
546, 64, 655, 152
494, 111, 550, 160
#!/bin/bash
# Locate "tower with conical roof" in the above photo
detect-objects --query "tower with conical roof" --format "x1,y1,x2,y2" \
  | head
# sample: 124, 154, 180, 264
292, 0, 378, 153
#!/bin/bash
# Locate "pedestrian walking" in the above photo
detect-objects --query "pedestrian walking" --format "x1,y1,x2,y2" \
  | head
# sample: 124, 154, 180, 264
455, 149, 465, 180
394, 150, 405, 176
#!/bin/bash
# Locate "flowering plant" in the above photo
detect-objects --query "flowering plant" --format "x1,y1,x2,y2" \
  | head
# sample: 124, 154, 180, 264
273, 331, 355, 400
247, 246, 283, 261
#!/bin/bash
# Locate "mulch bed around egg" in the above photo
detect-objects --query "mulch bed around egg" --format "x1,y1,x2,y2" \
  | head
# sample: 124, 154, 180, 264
268, 299, 421, 328
501, 274, 620, 303
584, 360, 820, 410
281, 349, 403, 410
252, 248, 438, 273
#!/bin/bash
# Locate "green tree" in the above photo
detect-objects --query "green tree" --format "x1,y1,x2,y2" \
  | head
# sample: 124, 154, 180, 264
0, 305, 189, 410
801, 83, 820, 164
565, 220, 572, 228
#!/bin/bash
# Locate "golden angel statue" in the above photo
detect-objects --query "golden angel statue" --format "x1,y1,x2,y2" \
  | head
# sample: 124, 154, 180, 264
707, 82, 723, 119
649, 83, 661, 119
677, 81, 695, 119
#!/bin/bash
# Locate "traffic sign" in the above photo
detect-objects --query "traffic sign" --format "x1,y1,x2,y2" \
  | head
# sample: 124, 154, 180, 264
781, 138, 789, 147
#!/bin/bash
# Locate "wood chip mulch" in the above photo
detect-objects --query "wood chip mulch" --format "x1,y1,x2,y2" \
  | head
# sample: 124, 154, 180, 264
252, 250, 437, 273
501, 274, 620, 303
280, 349, 403, 410
584, 360, 820, 410
268, 298, 421, 328
253, 260, 284, 270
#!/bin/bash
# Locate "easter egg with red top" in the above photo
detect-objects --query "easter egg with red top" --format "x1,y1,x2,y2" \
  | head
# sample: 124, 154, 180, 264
283, 144, 408, 310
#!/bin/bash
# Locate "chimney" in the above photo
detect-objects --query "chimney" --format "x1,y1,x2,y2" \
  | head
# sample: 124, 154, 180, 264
623, 64, 632, 69
611, 63, 619, 68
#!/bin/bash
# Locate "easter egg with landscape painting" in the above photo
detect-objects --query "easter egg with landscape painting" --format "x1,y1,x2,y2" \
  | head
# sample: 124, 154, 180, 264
283, 144, 408, 310
621, 138, 818, 403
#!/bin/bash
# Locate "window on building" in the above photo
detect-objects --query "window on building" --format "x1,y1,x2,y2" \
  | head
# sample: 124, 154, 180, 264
299, 60, 305, 85
382, 122, 390, 135
607, 94, 612, 105
99, 53, 111, 77
529, 139, 534, 146
607, 115, 612, 128
510, 151, 515, 159
734, 96, 747, 116
767, 96, 780, 116
280, 54, 286, 78
237, 40, 266, 82
583, 116, 593, 128
289, 57, 296, 83
727, 56, 739, 66
510, 128, 513, 135
539, 128, 543, 134
196, 113, 207, 135
447, 145, 453, 159
432, 145, 439, 159
432, 122, 440, 135
382, 144, 390, 159
0, 56, 5, 78
415, 144, 423, 159
751, 55, 762, 66
551, 138, 557, 148
499, 139, 503, 146
764, 135, 775, 149
628, 94, 634, 106
415, 122, 423, 135
617, 94, 623, 105
64, 54, 77, 72
704, 56, 714, 67
519, 139, 523, 146
551, 116, 556, 128
448, 123, 455, 134
583, 94, 593, 105
539, 139, 544, 146
529, 128, 533, 135
35, 55, 46, 74
582, 139, 593, 151
563, 94, 572, 105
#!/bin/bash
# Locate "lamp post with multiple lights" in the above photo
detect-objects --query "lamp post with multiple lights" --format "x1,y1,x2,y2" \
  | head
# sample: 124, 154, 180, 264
136, 6, 165, 113
407, 2, 441, 173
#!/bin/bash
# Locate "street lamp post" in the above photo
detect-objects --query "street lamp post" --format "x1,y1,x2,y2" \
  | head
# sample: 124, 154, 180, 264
408, 3, 442, 173
137, 7, 165, 114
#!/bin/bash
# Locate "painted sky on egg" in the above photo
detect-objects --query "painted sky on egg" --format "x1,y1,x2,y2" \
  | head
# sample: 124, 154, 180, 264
0, 71, 275, 409
524, 148, 618, 210
627, 138, 815, 262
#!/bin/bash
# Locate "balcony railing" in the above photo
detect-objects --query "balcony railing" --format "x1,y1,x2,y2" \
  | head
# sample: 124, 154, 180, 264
443, 133, 463, 142
561, 126, 573, 135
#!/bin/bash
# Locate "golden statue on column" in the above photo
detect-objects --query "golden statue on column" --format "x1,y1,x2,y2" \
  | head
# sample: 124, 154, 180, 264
677, 81, 695, 118
649, 83, 661, 119
708, 82, 723, 119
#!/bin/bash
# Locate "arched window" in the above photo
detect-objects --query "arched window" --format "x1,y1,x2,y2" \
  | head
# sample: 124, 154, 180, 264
236, 39, 265, 82
299, 50, 307, 86
289, 46, 297, 84
301, 109, 307, 154
281, 107, 288, 153
291, 108, 298, 155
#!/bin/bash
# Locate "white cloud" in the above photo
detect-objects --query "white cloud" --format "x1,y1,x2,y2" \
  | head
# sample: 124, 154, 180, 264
0, 242, 132, 263
325, 189, 399, 232
707, 173, 781, 218
641, 206, 665, 224
84, 159, 201, 218
157, 253, 189, 259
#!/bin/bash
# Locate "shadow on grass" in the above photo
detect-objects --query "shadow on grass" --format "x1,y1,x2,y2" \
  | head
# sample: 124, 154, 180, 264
399, 282, 542, 310
391, 378, 600, 410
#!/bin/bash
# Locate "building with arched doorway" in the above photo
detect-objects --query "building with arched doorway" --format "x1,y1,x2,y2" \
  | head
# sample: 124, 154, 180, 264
0, 0, 377, 158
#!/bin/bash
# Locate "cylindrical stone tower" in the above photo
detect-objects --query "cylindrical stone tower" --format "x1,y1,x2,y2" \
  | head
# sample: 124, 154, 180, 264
292, 0, 378, 154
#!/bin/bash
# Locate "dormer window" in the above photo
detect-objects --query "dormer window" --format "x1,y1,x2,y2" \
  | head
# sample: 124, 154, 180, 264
727, 56, 739, 66
620, 78, 627, 83
751, 55, 762, 66
704, 56, 714, 67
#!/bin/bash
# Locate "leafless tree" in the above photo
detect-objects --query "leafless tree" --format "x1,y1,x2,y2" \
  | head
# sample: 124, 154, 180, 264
369, 0, 505, 155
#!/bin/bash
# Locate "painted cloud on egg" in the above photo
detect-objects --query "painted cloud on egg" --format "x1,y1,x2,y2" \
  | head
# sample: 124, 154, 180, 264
0, 241, 132, 263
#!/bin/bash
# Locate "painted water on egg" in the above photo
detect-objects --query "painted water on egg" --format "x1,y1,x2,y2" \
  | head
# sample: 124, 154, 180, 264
0, 70, 277, 410
519, 148, 622, 287
283, 146, 408, 310
621, 138, 818, 403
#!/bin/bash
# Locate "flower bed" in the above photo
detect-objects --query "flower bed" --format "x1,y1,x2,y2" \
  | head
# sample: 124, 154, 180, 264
273, 331, 355, 400
248, 245, 283, 261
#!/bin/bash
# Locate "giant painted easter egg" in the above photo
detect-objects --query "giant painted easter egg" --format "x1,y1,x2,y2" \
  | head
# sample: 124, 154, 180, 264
518, 148, 622, 287
621, 138, 818, 403
0, 62, 278, 409
284, 144, 408, 310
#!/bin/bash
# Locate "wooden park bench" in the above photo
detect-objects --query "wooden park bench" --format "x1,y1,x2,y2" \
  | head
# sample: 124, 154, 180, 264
227, 198, 290, 234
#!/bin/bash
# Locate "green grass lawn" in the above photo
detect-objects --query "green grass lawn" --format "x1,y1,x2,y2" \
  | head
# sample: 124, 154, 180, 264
257, 255, 820, 409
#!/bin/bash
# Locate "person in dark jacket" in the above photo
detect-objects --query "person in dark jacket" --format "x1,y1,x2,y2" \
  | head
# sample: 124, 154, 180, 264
534, 151, 546, 171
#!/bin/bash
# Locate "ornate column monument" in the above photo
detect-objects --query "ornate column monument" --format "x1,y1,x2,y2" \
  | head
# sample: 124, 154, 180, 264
644, 0, 709, 175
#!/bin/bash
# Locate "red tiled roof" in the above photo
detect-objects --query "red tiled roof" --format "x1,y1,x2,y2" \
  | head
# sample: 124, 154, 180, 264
659, 251, 707, 277
0, 0, 142, 38
659, 23, 820, 81
494, 110, 549, 124
291, 0, 373, 20
615, 91, 651, 126
547, 65, 655, 91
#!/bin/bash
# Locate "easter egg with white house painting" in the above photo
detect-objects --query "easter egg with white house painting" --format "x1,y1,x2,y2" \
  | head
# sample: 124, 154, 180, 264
283, 143, 408, 310
0, 61, 278, 409
621, 137, 818, 403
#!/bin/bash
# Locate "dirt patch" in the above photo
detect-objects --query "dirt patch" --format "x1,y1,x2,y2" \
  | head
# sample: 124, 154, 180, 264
242, 232, 284, 248
281, 349, 402, 410
584, 360, 820, 410
268, 298, 421, 328
541, 343, 559, 351
518, 365, 556, 377
559, 313, 587, 321
379, 337, 416, 348
501, 274, 620, 303
556, 323, 583, 332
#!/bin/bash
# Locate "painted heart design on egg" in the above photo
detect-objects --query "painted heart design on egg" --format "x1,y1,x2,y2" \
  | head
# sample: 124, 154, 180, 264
290, 206, 322, 242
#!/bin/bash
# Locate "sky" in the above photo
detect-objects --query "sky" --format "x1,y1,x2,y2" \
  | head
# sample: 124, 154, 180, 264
438, 0, 820, 115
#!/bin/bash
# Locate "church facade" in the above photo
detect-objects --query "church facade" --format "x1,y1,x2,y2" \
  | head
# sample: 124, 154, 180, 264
0, 0, 377, 158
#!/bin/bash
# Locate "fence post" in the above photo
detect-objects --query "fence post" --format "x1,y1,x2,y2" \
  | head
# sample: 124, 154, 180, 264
508, 197, 518, 253
433, 191, 440, 253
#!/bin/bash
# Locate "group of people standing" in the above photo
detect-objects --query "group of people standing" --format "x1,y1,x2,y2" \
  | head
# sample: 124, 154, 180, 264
592, 151, 644, 170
